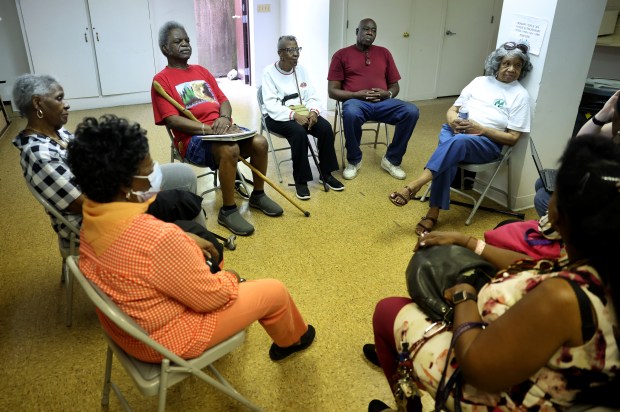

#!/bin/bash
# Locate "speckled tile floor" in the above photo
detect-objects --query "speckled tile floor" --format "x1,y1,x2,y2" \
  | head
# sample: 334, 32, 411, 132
0, 81, 537, 411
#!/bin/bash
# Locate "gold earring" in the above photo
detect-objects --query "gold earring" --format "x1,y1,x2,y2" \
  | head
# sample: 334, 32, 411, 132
36, 109, 44, 119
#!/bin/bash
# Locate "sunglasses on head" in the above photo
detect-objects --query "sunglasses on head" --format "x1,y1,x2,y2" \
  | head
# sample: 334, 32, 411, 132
502, 42, 528, 54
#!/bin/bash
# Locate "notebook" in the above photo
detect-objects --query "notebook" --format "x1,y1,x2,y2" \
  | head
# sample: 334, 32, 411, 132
530, 138, 557, 192
200, 126, 256, 142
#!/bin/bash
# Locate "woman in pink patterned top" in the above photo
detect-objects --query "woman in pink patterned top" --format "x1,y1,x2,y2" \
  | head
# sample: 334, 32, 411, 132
366, 135, 620, 411
67, 115, 315, 363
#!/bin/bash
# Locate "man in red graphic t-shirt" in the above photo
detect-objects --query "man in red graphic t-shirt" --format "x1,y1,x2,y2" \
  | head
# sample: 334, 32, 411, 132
152, 21, 282, 236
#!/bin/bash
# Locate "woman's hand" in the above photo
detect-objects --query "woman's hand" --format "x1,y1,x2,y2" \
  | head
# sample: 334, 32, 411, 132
452, 118, 484, 135
597, 90, 620, 123
415, 231, 470, 251
185, 232, 220, 263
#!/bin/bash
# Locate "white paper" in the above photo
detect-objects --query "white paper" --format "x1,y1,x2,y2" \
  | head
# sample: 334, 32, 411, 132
507, 14, 548, 56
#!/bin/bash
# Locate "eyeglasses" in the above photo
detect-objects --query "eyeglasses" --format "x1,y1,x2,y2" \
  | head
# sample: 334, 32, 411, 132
365, 51, 370, 66
280, 47, 302, 54
502, 42, 528, 54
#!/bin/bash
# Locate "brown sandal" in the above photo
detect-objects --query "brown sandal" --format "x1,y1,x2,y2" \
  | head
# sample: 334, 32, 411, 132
389, 186, 414, 206
415, 216, 437, 236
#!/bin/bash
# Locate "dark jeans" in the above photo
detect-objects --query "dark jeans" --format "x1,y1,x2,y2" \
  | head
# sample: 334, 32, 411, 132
342, 98, 419, 165
265, 115, 339, 183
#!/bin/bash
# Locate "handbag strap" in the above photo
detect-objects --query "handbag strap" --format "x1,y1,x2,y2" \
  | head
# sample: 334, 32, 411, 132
434, 322, 486, 411
292, 69, 304, 106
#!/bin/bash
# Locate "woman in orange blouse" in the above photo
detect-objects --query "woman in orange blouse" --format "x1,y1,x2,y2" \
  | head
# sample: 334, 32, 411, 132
67, 114, 314, 362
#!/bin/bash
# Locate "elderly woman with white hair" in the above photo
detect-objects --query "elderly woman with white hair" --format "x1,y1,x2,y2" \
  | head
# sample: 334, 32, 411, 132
388, 42, 533, 235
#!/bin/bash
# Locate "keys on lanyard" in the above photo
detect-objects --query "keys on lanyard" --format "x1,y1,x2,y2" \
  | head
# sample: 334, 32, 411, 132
392, 322, 421, 407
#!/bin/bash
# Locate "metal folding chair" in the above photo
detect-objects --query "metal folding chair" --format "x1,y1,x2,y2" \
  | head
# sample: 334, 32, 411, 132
67, 256, 262, 412
257, 86, 326, 190
332, 100, 391, 170
24, 179, 80, 326
165, 125, 250, 199
420, 145, 516, 225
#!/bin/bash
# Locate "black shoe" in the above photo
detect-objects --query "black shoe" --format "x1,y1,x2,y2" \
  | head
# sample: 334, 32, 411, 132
269, 325, 316, 361
249, 192, 284, 216
319, 174, 345, 191
368, 399, 392, 412
217, 207, 255, 236
363, 343, 381, 367
295, 183, 311, 200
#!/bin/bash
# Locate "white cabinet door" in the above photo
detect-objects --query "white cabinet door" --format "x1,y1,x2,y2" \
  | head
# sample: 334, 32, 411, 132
88, 0, 156, 96
18, 0, 100, 99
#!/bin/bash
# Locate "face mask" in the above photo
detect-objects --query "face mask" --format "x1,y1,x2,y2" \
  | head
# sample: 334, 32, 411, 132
128, 162, 162, 203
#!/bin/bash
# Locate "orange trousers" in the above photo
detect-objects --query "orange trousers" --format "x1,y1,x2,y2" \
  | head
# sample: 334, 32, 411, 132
206, 278, 309, 349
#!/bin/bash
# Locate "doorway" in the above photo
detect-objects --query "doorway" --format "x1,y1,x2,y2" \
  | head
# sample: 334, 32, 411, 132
436, 0, 497, 97
194, 0, 251, 83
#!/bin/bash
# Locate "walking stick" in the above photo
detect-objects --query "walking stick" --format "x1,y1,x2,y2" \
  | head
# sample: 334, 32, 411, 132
153, 81, 310, 217
307, 137, 329, 192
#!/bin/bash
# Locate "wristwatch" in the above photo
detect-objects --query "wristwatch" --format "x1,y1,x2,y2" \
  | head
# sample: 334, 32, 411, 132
452, 290, 477, 305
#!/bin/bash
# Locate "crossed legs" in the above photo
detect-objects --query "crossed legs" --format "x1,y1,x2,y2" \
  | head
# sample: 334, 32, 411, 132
389, 124, 502, 235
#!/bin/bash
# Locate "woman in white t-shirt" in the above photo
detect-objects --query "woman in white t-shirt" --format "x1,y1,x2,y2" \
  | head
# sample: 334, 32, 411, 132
388, 42, 533, 235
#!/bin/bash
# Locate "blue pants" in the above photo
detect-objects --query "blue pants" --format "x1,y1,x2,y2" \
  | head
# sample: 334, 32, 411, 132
341, 98, 419, 165
534, 178, 552, 217
185, 135, 217, 168
426, 124, 502, 210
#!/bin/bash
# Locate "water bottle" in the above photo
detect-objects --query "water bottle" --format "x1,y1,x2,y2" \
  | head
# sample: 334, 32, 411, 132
458, 105, 469, 120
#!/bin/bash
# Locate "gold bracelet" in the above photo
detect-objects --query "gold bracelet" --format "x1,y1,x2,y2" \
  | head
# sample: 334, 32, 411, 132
201, 123, 205, 135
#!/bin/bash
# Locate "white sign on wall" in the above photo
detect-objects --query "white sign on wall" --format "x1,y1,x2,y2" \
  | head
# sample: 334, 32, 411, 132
506, 14, 548, 55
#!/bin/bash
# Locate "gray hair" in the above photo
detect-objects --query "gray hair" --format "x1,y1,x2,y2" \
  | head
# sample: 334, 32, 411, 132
12, 74, 59, 116
278, 35, 297, 50
158, 21, 186, 52
484, 45, 533, 80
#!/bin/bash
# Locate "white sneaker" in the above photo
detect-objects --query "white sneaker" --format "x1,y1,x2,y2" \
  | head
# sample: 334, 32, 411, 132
381, 156, 406, 180
343, 161, 362, 180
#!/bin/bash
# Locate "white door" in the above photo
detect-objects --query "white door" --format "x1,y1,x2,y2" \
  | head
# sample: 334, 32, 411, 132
345, 0, 413, 100
18, 0, 99, 99
436, 0, 496, 97
88, 0, 156, 96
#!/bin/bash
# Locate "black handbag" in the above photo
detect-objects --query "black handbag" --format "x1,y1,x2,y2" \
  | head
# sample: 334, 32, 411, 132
405, 245, 497, 323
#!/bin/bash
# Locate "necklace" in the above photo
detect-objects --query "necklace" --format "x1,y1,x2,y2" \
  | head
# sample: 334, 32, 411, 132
24, 127, 67, 148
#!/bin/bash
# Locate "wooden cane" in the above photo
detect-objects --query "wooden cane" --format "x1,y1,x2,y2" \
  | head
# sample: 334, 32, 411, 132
153, 81, 310, 217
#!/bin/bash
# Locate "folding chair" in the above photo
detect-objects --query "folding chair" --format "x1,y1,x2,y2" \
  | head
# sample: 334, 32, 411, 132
420, 145, 514, 225
165, 125, 251, 199
333, 100, 391, 170
24, 179, 79, 327
256, 86, 326, 190
67, 256, 262, 412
